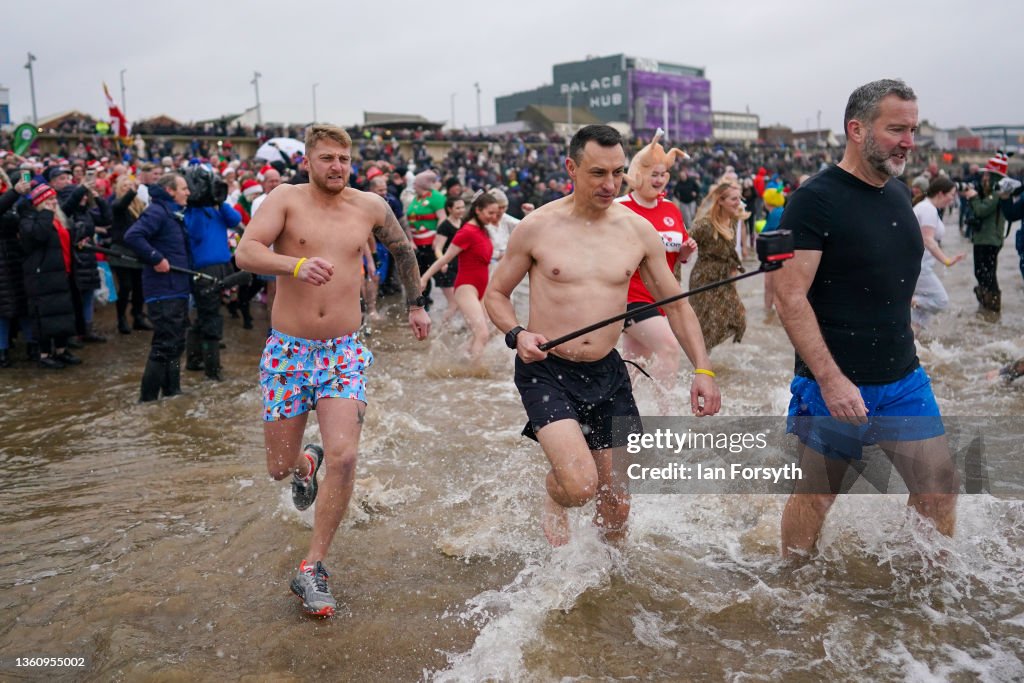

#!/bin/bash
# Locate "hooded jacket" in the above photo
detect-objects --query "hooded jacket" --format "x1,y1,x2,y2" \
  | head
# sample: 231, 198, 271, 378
58, 184, 112, 292
184, 202, 241, 269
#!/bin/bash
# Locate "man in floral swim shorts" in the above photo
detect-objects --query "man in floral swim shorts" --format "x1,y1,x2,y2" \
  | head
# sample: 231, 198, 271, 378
236, 124, 430, 617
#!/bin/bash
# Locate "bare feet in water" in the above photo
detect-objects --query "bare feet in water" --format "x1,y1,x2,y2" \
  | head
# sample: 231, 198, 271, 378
542, 495, 570, 546
598, 523, 628, 546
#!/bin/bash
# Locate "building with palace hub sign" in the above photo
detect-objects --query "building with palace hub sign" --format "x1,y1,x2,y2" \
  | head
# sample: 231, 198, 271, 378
495, 54, 712, 142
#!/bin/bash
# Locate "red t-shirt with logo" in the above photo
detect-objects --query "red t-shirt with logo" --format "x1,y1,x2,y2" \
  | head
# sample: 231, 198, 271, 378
618, 194, 689, 304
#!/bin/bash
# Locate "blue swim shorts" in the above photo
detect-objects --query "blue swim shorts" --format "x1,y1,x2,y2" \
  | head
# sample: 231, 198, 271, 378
787, 366, 945, 460
259, 330, 374, 422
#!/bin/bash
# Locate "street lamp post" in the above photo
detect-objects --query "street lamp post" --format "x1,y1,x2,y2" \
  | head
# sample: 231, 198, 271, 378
24, 52, 37, 125
474, 82, 481, 131
251, 71, 263, 126
312, 82, 319, 123
672, 92, 679, 141
662, 91, 670, 141
450, 92, 456, 130
120, 68, 127, 115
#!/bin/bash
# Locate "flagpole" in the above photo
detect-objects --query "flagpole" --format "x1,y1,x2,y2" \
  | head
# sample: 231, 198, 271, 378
120, 69, 127, 116
24, 53, 38, 125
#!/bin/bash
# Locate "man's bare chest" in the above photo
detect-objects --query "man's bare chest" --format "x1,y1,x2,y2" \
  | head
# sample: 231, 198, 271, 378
533, 229, 644, 287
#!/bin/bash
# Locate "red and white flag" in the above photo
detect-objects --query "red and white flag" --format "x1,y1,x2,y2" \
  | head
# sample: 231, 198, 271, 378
103, 83, 130, 139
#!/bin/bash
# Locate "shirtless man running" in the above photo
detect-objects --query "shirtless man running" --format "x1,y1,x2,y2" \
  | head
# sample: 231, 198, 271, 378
484, 125, 721, 545
235, 124, 430, 616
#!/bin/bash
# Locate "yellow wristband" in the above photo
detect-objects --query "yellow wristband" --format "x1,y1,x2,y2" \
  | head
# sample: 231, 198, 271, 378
943, 258, 951, 267
292, 257, 307, 278
694, 368, 716, 378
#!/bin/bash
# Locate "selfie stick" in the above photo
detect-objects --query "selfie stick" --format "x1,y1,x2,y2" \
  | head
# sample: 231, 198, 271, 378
537, 231, 795, 353
80, 244, 252, 289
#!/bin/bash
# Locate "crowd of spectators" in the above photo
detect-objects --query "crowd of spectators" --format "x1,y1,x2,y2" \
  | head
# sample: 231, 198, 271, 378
2, 119, 1021, 381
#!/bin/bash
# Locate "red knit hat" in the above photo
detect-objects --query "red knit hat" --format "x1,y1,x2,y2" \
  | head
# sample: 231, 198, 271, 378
30, 184, 56, 206
982, 152, 1008, 177
241, 179, 262, 197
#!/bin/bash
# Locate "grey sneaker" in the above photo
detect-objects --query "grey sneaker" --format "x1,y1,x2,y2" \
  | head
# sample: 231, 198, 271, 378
290, 560, 337, 616
291, 444, 324, 511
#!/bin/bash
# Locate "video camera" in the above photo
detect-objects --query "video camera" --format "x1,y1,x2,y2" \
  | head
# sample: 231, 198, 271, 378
756, 230, 794, 271
997, 176, 1023, 197
184, 165, 228, 208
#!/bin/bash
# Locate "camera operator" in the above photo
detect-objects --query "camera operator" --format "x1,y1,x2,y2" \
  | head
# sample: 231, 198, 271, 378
182, 165, 243, 381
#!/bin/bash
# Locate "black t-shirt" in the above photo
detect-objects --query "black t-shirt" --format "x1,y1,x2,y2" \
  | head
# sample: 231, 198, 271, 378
436, 219, 459, 247
673, 177, 700, 204
779, 164, 922, 384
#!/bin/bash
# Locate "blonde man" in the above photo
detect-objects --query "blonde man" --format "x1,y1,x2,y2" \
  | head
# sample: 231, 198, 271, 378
235, 124, 430, 616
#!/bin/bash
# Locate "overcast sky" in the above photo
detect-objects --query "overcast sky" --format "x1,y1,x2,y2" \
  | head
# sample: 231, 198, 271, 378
2, 0, 1021, 135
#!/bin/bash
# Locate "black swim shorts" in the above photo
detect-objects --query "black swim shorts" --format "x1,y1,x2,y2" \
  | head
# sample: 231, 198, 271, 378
622, 301, 663, 329
514, 349, 641, 450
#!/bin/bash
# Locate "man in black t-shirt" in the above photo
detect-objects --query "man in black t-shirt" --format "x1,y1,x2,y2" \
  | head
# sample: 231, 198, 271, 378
775, 79, 958, 561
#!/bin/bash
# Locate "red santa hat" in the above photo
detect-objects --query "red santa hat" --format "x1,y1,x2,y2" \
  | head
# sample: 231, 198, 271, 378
257, 164, 274, 181
241, 179, 262, 197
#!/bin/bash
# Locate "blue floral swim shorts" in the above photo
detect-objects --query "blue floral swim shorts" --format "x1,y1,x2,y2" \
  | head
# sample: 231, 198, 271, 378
259, 330, 374, 422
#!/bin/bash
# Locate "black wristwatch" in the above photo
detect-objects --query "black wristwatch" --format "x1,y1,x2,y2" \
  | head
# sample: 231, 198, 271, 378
504, 325, 525, 349
407, 295, 427, 309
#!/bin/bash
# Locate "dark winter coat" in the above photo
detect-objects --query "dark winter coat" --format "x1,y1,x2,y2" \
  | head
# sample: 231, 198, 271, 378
108, 189, 144, 270
672, 176, 701, 205
58, 184, 112, 293
0, 188, 28, 318
110, 188, 141, 246
20, 208, 75, 340
124, 184, 192, 302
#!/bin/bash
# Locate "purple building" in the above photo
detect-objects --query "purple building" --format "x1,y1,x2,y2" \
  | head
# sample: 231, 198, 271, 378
495, 54, 713, 142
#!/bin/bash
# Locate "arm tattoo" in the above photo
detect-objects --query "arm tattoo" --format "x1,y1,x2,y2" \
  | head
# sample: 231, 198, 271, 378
373, 204, 421, 304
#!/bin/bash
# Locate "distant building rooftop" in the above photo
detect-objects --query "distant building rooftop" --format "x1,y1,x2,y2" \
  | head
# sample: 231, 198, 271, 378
362, 112, 444, 129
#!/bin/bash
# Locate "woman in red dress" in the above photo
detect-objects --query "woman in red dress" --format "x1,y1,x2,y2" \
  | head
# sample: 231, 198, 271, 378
420, 192, 500, 362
